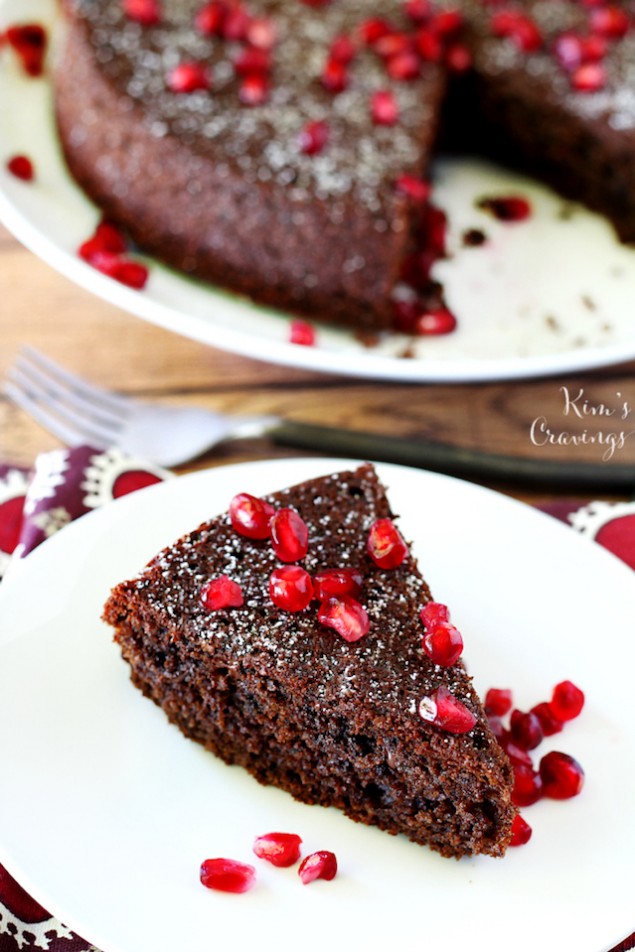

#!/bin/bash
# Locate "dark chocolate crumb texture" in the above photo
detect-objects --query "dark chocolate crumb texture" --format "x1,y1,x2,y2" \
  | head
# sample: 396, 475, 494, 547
103, 463, 515, 858
56, 0, 635, 332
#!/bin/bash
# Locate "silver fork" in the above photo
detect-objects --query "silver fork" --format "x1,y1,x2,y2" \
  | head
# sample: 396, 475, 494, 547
4, 347, 280, 468
4, 347, 634, 488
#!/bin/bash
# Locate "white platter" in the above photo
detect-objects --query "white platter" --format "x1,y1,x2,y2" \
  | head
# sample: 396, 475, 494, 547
3, 0, 635, 381
0, 458, 633, 952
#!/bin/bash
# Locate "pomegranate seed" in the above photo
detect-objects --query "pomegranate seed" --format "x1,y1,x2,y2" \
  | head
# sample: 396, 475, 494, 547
298, 851, 337, 884
229, 492, 274, 539
222, 5, 251, 40
79, 235, 123, 264
239, 73, 269, 105
571, 62, 606, 91
358, 17, 393, 46
500, 737, 533, 767
414, 308, 457, 336
108, 259, 150, 289
395, 175, 430, 203
392, 297, 420, 333
313, 567, 363, 601
233, 47, 270, 75
589, 6, 629, 38
269, 565, 313, 612
539, 751, 585, 799
405, 0, 431, 23
122, 0, 162, 25
289, 319, 317, 345
330, 34, 356, 64
270, 508, 309, 562
530, 701, 564, 736
445, 43, 472, 72
195, 1, 226, 35
420, 601, 450, 628
6, 155, 34, 181
415, 28, 443, 61
6, 24, 47, 77
94, 219, 128, 254
430, 8, 463, 37
200, 858, 256, 893
298, 120, 329, 156
421, 203, 447, 254
422, 622, 463, 667
484, 687, 513, 717
371, 89, 399, 125
491, 10, 542, 51
510, 709, 544, 751
419, 684, 477, 734
386, 51, 420, 81
578, 34, 608, 60
253, 832, 302, 867
510, 813, 532, 847
246, 17, 276, 49
553, 32, 606, 70
321, 58, 348, 93
487, 714, 506, 741
511, 764, 543, 806
200, 575, 244, 611
550, 680, 585, 721
375, 33, 413, 60
477, 194, 532, 222
553, 32, 585, 70
318, 596, 370, 642
366, 518, 408, 569
167, 62, 210, 93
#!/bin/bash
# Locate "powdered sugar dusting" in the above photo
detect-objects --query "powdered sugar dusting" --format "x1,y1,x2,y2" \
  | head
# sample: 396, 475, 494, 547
128, 464, 483, 740
470, 0, 635, 131
72, 0, 441, 215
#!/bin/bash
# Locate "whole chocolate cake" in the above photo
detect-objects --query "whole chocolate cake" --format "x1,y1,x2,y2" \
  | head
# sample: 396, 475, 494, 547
54, 0, 635, 333
102, 463, 515, 858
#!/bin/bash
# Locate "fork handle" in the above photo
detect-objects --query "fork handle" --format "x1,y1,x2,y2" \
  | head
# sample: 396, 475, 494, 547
269, 420, 635, 491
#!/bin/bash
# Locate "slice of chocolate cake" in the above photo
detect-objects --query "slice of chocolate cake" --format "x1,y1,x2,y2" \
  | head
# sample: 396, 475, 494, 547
102, 463, 515, 858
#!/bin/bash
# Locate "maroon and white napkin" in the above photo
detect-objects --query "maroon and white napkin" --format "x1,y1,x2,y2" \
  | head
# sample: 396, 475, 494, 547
0, 447, 633, 952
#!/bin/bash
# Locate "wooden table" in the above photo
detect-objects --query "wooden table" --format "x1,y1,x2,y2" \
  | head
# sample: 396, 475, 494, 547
2, 221, 634, 507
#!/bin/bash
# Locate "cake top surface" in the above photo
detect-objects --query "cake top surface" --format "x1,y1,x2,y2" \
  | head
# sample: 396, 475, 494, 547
121, 463, 494, 757
69, 0, 444, 215
467, 0, 635, 134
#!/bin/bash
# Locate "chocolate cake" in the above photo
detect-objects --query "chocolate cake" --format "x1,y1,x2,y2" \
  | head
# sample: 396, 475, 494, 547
102, 463, 515, 858
54, 0, 635, 333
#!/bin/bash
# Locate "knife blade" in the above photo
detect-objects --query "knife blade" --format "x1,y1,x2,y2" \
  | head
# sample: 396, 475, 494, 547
269, 420, 635, 491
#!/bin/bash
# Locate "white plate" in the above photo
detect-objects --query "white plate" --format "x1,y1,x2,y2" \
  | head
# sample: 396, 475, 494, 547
3, 0, 635, 382
0, 458, 634, 952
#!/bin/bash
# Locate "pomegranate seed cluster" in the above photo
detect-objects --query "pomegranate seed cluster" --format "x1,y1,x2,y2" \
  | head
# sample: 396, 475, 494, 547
202, 492, 419, 644
391, 197, 459, 337
197, 491, 475, 735
481, 0, 633, 101
484, 679, 586, 846
76, 219, 150, 289
200, 831, 337, 893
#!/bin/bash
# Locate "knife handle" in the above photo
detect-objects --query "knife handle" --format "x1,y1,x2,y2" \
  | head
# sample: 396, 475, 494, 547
270, 420, 635, 491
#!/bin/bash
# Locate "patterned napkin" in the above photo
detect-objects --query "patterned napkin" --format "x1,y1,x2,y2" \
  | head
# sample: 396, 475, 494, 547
0, 446, 633, 952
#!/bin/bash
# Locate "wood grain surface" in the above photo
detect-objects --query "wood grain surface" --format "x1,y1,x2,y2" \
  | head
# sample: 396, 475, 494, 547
2, 222, 634, 506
